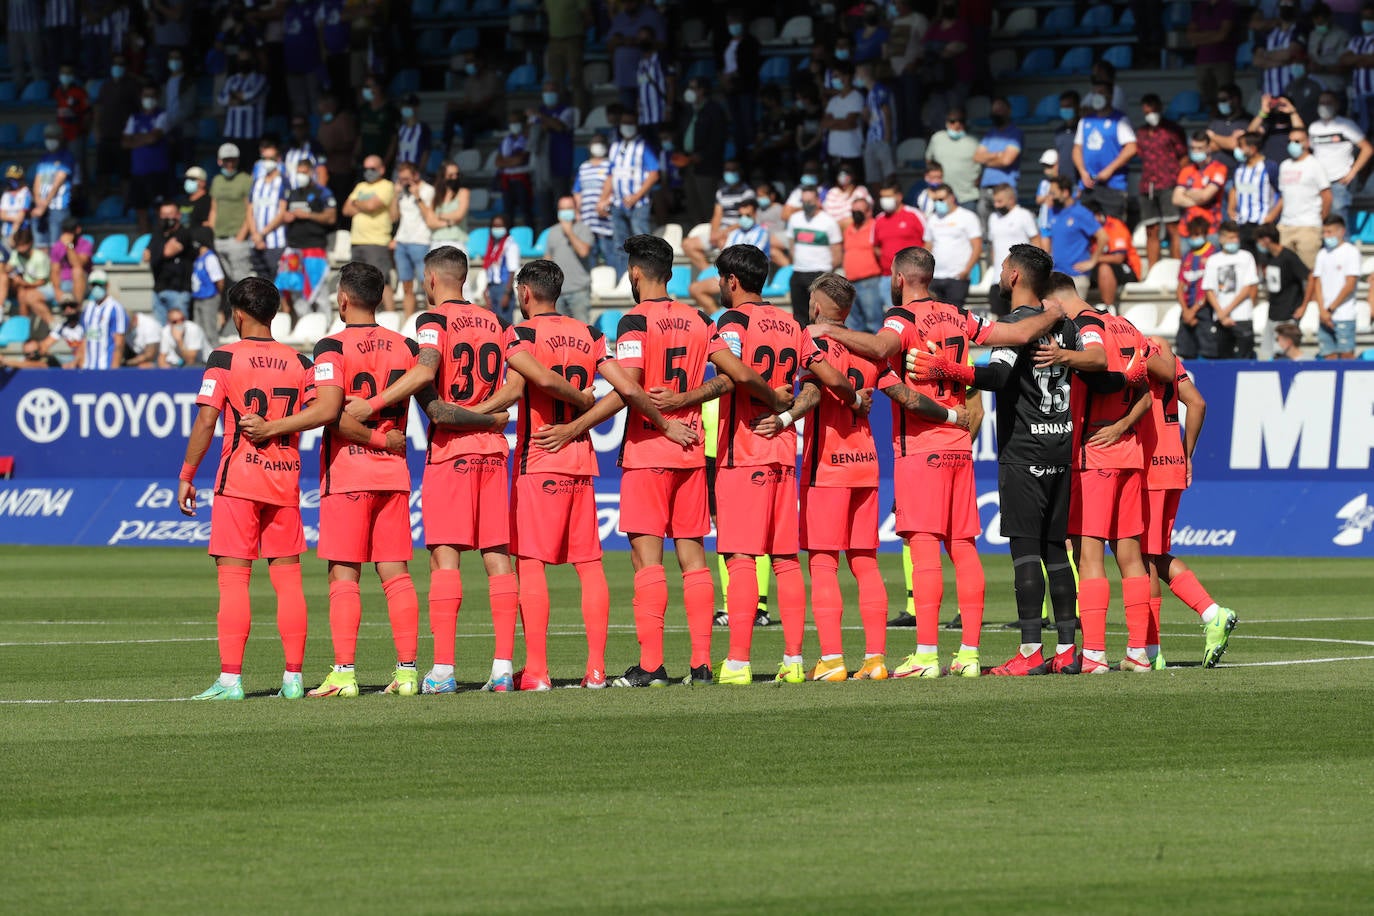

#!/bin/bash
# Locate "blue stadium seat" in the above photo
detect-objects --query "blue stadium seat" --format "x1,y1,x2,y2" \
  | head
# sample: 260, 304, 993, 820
92, 234, 130, 265
413, 0, 438, 18
471, 0, 505, 14
759, 56, 791, 85
94, 196, 127, 221
1079, 4, 1114, 35
0, 82, 15, 105
1361, 348, 1374, 360
425, 147, 444, 176
505, 64, 539, 92
466, 227, 491, 256
1165, 90, 1202, 121
22, 123, 49, 148
122, 234, 152, 263
417, 29, 448, 58
1030, 93, 1062, 124
0, 124, 18, 148
19, 80, 50, 105
1103, 45, 1133, 70
596, 308, 624, 341
1006, 95, 1030, 120
1032, 6, 1075, 37
1014, 48, 1055, 78
1106, 7, 1135, 34
686, 59, 715, 82
529, 226, 551, 257
388, 69, 421, 96
761, 265, 792, 300
437, 0, 467, 17
1164, 1, 1191, 31
1236, 40, 1253, 69
510, 225, 534, 252
85, 79, 103, 99
666, 266, 692, 299
197, 118, 219, 143
1054, 47, 1094, 76
449, 28, 479, 53
0, 317, 32, 346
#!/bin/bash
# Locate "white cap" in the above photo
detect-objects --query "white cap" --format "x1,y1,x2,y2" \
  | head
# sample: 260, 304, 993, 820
185, 166, 207, 181
1039, 149, 1059, 166
217, 142, 241, 160
89, 268, 109, 286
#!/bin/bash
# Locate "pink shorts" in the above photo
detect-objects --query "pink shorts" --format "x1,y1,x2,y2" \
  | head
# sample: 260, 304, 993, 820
800, 485, 880, 552
510, 473, 602, 564
893, 452, 980, 541
1070, 467, 1145, 540
1143, 487, 1182, 556
422, 456, 510, 550
618, 467, 710, 539
715, 464, 799, 556
317, 490, 413, 563
208, 494, 305, 560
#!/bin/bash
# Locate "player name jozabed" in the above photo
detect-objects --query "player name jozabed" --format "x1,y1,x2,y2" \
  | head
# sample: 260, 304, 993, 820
539, 333, 595, 355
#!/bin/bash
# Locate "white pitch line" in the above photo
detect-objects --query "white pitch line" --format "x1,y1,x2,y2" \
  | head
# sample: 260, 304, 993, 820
1220, 655, 1374, 668
0, 697, 195, 705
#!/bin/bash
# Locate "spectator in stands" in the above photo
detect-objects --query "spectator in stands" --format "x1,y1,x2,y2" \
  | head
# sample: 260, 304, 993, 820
1284, 50, 1328, 126
248, 144, 287, 281
1074, 82, 1137, 221
219, 50, 269, 148
1308, 3, 1350, 93
162, 48, 196, 170
1035, 150, 1057, 234
357, 74, 399, 167
123, 309, 162, 369
43, 0, 79, 83
1176, 216, 1219, 359
2, 166, 32, 245
1174, 132, 1229, 241
18, 298, 85, 369
54, 63, 92, 174
797, 43, 832, 102
986, 184, 1042, 316
1272, 322, 1305, 358
795, 83, 827, 164
1229, 131, 1282, 253
147, 202, 194, 326
1, 228, 53, 326
823, 62, 867, 181
285, 117, 326, 188
1046, 176, 1104, 298
840, 196, 885, 331
599, 112, 660, 277
209, 144, 254, 284
683, 162, 752, 273
279, 159, 337, 318
1201, 221, 1259, 358
316, 95, 358, 211
1339, 8, 1374, 135
282, 0, 322, 118
31, 125, 75, 256
543, 196, 594, 323
857, 62, 895, 185
318, 0, 352, 102
1082, 200, 1141, 312
424, 161, 471, 251
94, 54, 141, 195
1253, 2, 1305, 101
784, 160, 828, 220
1207, 83, 1252, 165
786, 186, 843, 324
1303, 91, 1373, 222
343, 156, 396, 309
49, 217, 91, 304
1305, 215, 1361, 358
821, 166, 871, 231
924, 184, 982, 307
652, 128, 684, 224
444, 53, 504, 151
123, 86, 172, 236
886, 0, 929, 139
157, 305, 208, 368
1090, 60, 1127, 113
1137, 93, 1188, 271
395, 95, 433, 177
483, 216, 521, 326
754, 86, 799, 182
148, 0, 190, 80
1189, 0, 1241, 106
923, 1, 973, 130
608, 0, 667, 112
914, 160, 942, 217
718, 10, 761, 166
545, 0, 591, 114
1254, 223, 1309, 358
926, 110, 979, 213
688, 197, 770, 314
78, 269, 127, 370
189, 233, 227, 343
388, 162, 434, 318
676, 77, 729, 227
853, 3, 890, 63
7, 0, 43, 87
529, 82, 578, 224
755, 183, 789, 268
574, 137, 615, 269
874, 178, 925, 275
496, 112, 536, 228
974, 96, 1023, 228
1278, 127, 1333, 267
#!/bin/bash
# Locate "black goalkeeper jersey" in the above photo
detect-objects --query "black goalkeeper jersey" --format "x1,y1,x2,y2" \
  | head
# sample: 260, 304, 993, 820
981, 306, 1082, 468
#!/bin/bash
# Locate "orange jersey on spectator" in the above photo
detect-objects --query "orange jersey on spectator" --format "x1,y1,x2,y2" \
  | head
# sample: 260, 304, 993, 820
312, 325, 418, 495
415, 299, 511, 463
1070, 310, 1153, 471
196, 338, 315, 506
1101, 215, 1142, 279
615, 298, 726, 470
1141, 355, 1190, 490
801, 336, 882, 488
880, 299, 993, 455
508, 313, 611, 477
714, 302, 821, 468
1176, 159, 1228, 232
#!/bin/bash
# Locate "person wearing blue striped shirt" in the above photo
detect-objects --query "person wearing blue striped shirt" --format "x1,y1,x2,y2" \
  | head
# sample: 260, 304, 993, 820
395, 96, 432, 173
688, 199, 770, 314
1252, 4, 1305, 100
1227, 132, 1282, 253
597, 113, 660, 277
218, 52, 269, 145
573, 138, 615, 269
1339, 10, 1374, 134
80, 270, 128, 370
248, 147, 288, 281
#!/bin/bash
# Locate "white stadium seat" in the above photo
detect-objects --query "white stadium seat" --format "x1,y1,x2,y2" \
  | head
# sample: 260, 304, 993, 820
328, 229, 352, 266
1252, 300, 1270, 333
270, 313, 293, 340
658, 223, 684, 253
401, 311, 421, 340
774, 15, 813, 45
288, 312, 329, 348
376, 312, 402, 332
1154, 304, 1182, 338
1122, 304, 1161, 336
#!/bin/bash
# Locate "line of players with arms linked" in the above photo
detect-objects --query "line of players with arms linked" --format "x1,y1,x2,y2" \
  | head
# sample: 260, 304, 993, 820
177, 236, 1240, 700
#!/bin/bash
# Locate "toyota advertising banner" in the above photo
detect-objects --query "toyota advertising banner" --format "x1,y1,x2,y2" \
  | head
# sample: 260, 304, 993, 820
1, 363, 1372, 555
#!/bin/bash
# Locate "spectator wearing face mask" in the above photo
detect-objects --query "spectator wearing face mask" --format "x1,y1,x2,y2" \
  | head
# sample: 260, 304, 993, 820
1253, 223, 1309, 359
388, 162, 434, 318
157, 305, 209, 367
122, 88, 172, 236
687, 198, 771, 315
914, 160, 944, 217
574, 137, 615, 269
974, 96, 1023, 229
496, 113, 536, 228
189, 231, 227, 343
1053, 91, 1081, 181
635, 27, 675, 135
424, 161, 472, 250
718, 12, 761, 168
683, 161, 753, 274
1307, 3, 1350, 93
146, 202, 195, 326
857, 63, 895, 185
598, 115, 661, 277
32, 124, 75, 252
529, 83, 578, 221
53, 63, 92, 173
1035, 150, 1058, 233
1206, 84, 1251, 166
985, 184, 1042, 316
1277, 127, 1333, 267
676, 78, 729, 227
753, 184, 789, 268
1045, 176, 1104, 298
1073, 82, 1137, 220
1137, 94, 1188, 271
873, 179, 925, 276
343, 155, 397, 310
2, 165, 33, 245
1201, 221, 1259, 359
285, 116, 327, 189
608, 0, 668, 112
786, 186, 843, 325
357, 75, 399, 167
209, 145, 255, 284
1188, 0, 1241, 105
81, 270, 128, 370
395, 95, 433, 178
444, 54, 505, 151
1303, 92, 1373, 222
484, 215, 521, 325
1303, 215, 1361, 359
544, 195, 596, 323
821, 166, 872, 230
219, 51, 269, 146
17, 297, 85, 369
1252, 1, 1305, 100
822, 61, 866, 181
840, 196, 885, 331
783, 161, 830, 220
1340, 7, 1374, 135
248, 143, 288, 281
926, 111, 979, 211
1228, 131, 1282, 253
1176, 216, 1219, 359
924, 184, 982, 307
1082, 199, 1142, 313
1173, 132, 1229, 238
94, 55, 142, 196
316, 95, 358, 212
279, 162, 338, 318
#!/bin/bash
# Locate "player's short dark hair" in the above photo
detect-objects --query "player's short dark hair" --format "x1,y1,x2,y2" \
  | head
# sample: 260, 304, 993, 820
1141, 93, 1162, 108
1218, 220, 1241, 235
809, 272, 854, 313
339, 261, 385, 310
11, 226, 33, 247
226, 276, 280, 325
623, 234, 673, 282
1191, 130, 1209, 144
1006, 244, 1053, 298
1324, 214, 1347, 229
1047, 271, 1079, 295
1240, 130, 1263, 149
831, 59, 854, 77
1060, 89, 1080, 105
1085, 199, 1105, 217
1255, 223, 1280, 243
924, 159, 943, 173
716, 244, 769, 295
425, 244, 469, 282
516, 258, 564, 302
1052, 175, 1076, 194
1186, 216, 1211, 235
892, 246, 934, 283
1275, 322, 1302, 345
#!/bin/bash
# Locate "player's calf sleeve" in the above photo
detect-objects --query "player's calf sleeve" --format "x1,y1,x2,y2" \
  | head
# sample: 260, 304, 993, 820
1148, 596, 1162, 646
632, 565, 668, 672
756, 555, 771, 610
1046, 562, 1080, 647
809, 552, 844, 658
910, 534, 944, 648
681, 567, 715, 668
848, 551, 888, 657
949, 538, 985, 647
1078, 577, 1110, 653
381, 574, 419, 666
216, 566, 253, 675
773, 557, 805, 657
268, 564, 307, 673
1012, 552, 1048, 647
1122, 575, 1152, 650
516, 559, 550, 679
902, 542, 915, 613
327, 579, 363, 667
575, 561, 610, 674
1168, 568, 1216, 617
725, 557, 758, 662
489, 573, 519, 663
428, 568, 462, 667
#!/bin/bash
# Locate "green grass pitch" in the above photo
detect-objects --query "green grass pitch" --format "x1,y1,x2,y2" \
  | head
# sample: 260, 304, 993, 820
2, 547, 1373, 913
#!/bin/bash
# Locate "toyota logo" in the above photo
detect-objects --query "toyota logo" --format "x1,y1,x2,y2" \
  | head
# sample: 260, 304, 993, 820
16, 388, 70, 444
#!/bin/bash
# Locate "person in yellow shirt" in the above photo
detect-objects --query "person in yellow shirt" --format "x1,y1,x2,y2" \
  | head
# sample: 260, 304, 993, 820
342, 155, 397, 310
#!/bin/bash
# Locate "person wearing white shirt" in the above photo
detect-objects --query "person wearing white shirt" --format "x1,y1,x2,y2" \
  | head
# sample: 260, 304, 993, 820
1304, 91, 1374, 221
1202, 222, 1260, 358
1277, 128, 1333, 268
1301, 216, 1362, 358
785, 187, 843, 323
924, 185, 983, 307
157, 305, 208, 367
821, 63, 866, 177
985, 183, 1043, 315
122, 310, 162, 368
389, 161, 436, 318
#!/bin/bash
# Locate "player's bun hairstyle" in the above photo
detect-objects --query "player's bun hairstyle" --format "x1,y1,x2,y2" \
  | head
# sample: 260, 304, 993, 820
1007, 244, 1053, 298
891, 246, 935, 283
623, 234, 673, 282
339, 261, 385, 310
425, 244, 469, 281
716, 244, 769, 295
516, 259, 564, 302
227, 276, 281, 325
1046, 271, 1079, 295
809, 272, 855, 312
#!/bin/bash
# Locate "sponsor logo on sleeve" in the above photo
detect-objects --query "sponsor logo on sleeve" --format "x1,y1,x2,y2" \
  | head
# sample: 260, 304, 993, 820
313, 361, 335, 382
417, 328, 440, 347
719, 329, 743, 358
883, 319, 905, 334
616, 339, 642, 360
199, 379, 216, 398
